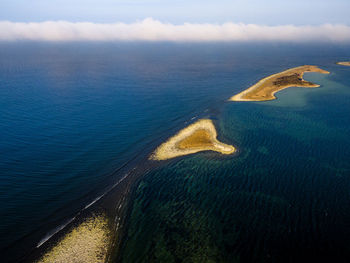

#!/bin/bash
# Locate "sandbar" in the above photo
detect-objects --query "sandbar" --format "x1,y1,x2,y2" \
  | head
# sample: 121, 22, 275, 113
229, 65, 330, 102
150, 119, 235, 161
337, 62, 350, 66
36, 214, 111, 263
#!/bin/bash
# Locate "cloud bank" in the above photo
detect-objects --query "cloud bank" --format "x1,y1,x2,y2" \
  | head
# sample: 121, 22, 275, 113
0, 18, 350, 42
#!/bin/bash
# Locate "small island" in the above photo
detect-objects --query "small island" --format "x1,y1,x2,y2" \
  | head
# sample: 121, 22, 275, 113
337, 62, 350, 66
229, 65, 330, 102
150, 119, 235, 161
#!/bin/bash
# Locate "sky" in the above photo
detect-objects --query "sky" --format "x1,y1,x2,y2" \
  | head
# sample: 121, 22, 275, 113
0, 0, 350, 42
1, 0, 349, 25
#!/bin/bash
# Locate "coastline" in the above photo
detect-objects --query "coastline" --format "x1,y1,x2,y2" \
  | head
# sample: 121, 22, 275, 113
336, 61, 350, 66
36, 214, 111, 263
229, 65, 330, 102
13, 63, 329, 261
23, 114, 226, 262
22, 149, 159, 263
150, 119, 236, 161
2, 42, 349, 263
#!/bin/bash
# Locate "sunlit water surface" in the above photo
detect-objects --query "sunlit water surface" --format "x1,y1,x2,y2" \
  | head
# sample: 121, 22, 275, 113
0, 43, 349, 262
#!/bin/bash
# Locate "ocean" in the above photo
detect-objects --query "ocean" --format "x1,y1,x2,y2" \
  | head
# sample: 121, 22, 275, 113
0, 42, 349, 262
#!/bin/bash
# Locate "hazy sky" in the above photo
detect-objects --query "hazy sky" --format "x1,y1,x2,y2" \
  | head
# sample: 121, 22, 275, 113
1, 0, 350, 42
1, 0, 349, 25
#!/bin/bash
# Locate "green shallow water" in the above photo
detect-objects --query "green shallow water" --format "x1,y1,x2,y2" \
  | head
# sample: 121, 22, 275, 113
119, 64, 350, 262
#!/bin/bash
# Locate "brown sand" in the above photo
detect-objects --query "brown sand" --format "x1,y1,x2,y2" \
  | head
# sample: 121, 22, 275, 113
150, 119, 235, 161
36, 215, 111, 263
229, 65, 330, 102
337, 62, 350, 66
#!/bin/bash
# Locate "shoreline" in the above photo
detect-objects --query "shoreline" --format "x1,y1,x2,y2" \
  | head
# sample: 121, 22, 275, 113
21, 114, 224, 262
20, 149, 159, 263
11, 64, 328, 261
35, 213, 111, 263
229, 65, 330, 102
336, 61, 350, 66
150, 119, 236, 161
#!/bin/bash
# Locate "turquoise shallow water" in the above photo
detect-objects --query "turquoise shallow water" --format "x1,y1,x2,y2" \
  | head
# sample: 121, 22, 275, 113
0, 43, 350, 261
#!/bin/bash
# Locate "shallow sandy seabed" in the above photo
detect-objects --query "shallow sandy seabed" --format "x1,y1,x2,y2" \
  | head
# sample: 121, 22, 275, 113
150, 119, 235, 161
230, 65, 330, 102
36, 215, 111, 263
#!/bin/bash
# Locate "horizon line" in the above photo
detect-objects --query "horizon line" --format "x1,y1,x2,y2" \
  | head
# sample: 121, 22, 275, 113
1, 18, 350, 42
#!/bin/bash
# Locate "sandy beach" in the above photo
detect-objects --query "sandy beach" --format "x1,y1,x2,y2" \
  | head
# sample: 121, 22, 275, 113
36, 214, 111, 263
150, 119, 235, 161
337, 62, 350, 66
229, 65, 330, 102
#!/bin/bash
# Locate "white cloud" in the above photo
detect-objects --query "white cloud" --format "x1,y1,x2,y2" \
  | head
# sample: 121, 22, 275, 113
0, 18, 350, 42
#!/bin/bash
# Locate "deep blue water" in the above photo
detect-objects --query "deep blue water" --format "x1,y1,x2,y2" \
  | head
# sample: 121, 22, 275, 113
0, 42, 350, 262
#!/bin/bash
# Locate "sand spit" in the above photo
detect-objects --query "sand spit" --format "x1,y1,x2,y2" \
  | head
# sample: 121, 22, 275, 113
36, 214, 111, 263
229, 65, 330, 102
337, 62, 350, 66
150, 119, 235, 161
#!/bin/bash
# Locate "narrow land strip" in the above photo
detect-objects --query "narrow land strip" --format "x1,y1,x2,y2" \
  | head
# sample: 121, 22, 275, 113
337, 62, 350, 66
229, 65, 330, 102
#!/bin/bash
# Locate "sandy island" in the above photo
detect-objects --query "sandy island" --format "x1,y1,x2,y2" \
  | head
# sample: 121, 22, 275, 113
229, 65, 330, 102
150, 119, 235, 161
36, 214, 111, 263
337, 62, 350, 66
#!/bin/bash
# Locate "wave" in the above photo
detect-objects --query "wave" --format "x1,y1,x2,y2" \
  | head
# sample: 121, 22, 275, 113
36, 216, 76, 248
